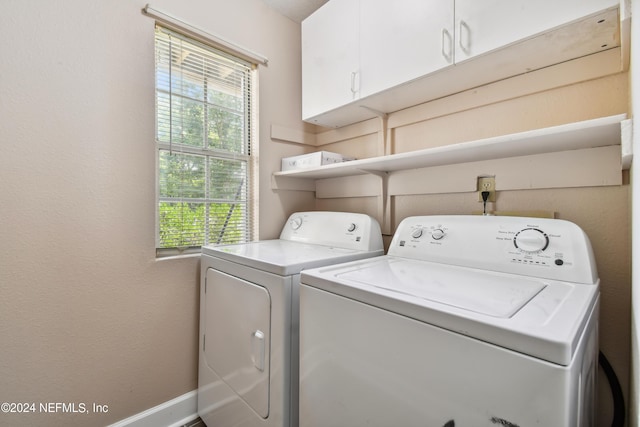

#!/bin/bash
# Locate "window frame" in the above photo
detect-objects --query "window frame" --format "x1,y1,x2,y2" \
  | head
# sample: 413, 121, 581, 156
153, 25, 258, 257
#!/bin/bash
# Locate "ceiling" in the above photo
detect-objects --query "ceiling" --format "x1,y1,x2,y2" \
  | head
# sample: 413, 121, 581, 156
262, 0, 328, 22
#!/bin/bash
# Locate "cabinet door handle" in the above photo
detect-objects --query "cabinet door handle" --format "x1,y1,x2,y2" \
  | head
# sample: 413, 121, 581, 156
350, 71, 359, 97
441, 28, 453, 63
459, 20, 471, 55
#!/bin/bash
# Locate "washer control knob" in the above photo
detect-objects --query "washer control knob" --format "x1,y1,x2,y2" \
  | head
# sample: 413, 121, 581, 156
411, 228, 424, 239
347, 223, 357, 232
431, 228, 446, 240
290, 217, 303, 230
514, 228, 549, 253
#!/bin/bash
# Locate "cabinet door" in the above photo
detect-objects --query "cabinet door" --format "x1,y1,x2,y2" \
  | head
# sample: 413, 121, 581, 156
454, 0, 618, 63
302, 0, 360, 121
360, 0, 454, 99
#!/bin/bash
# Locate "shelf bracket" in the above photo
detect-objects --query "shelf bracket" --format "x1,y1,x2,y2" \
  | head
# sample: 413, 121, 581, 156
360, 106, 389, 157
359, 169, 391, 235
359, 106, 388, 119
621, 118, 633, 170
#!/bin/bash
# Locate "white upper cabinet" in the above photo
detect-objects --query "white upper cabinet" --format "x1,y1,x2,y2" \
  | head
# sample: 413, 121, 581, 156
359, 0, 454, 99
302, 0, 359, 120
454, 0, 619, 62
302, 0, 622, 128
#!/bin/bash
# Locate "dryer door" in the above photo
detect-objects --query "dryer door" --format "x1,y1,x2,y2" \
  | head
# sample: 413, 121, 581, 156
204, 268, 271, 418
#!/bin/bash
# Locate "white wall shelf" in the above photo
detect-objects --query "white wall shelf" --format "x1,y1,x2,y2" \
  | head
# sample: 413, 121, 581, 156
273, 114, 631, 188
272, 114, 631, 235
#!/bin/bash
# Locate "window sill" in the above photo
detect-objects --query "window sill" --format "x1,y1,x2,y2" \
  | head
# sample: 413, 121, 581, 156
155, 250, 201, 261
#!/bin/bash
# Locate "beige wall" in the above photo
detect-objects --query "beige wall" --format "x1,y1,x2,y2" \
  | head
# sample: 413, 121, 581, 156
316, 63, 631, 424
0, 0, 312, 425
1, 1, 631, 426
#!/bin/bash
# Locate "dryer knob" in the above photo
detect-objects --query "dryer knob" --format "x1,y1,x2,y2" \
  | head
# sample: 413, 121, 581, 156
347, 223, 357, 232
431, 228, 445, 240
514, 228, 549, 252
290, 217, 303, 230
411, 228, 424, 239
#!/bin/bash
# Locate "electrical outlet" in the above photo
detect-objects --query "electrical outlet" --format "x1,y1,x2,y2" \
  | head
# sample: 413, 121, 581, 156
477, 176, 496, 202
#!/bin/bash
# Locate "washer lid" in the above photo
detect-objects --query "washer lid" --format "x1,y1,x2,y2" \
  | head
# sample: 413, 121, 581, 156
202, 240, 383, 276
301, 256, 599, 365
337, 259, 546, 318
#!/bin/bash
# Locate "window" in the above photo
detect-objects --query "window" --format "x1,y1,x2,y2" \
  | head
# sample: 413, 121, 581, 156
154, 26, 256, 255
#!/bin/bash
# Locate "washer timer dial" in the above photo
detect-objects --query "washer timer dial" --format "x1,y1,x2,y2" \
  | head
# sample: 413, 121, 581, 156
514, 228, 549, 253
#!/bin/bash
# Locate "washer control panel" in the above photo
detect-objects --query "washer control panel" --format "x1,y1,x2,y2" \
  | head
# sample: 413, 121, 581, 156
280, 211, 383, 252
389, 215, 597, 284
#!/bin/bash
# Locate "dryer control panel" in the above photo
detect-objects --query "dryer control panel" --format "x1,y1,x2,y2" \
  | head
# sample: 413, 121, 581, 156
280, 211, 383, 252
389, 215, 597, 284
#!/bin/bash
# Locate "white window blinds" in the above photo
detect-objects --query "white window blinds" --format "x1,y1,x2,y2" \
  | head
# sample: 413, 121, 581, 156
154, 26, 256, 253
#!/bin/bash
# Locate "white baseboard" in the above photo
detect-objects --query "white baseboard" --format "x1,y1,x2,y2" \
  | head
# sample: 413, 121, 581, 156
107, 390, 199, 427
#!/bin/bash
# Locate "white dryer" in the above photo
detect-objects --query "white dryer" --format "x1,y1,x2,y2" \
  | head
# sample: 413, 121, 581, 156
299, 215, 599, 427
198, 211, 383, 427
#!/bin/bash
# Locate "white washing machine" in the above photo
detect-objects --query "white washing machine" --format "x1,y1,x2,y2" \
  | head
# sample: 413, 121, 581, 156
198, 211, 384, 427
299, 215, 599, 427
